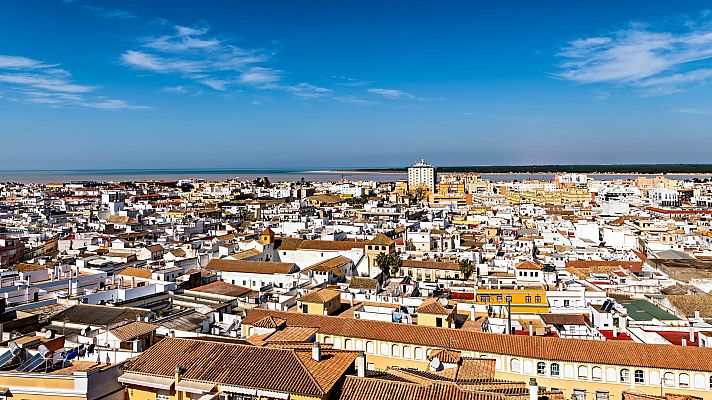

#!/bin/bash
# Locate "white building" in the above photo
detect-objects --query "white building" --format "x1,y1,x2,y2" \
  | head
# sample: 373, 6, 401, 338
408, 159, 436, 192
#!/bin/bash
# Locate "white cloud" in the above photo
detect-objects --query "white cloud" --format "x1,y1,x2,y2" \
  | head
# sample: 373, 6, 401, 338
239, 67, 283, 85
367, 88, 414, 99
557, 16, 712, 94
334, 95, 377, 105
0, 53, 145, 110
675, 107, 712, 115
161, 85, 188, 94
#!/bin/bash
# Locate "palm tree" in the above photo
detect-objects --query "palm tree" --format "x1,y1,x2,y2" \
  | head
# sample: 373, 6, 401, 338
459, 259, 476, 280
388, 253, 402, 277
375, 252, 390, 278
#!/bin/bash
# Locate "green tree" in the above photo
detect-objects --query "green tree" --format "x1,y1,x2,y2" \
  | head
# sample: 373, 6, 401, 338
458, 259, 476, 280
389, 253, 402, 277
375, 252, 390, 278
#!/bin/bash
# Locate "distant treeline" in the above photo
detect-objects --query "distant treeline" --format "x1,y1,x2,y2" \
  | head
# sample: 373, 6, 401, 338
356, 164, 712, 174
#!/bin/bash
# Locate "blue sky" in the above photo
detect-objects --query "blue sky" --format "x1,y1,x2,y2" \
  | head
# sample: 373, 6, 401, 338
1, 1, 712, 169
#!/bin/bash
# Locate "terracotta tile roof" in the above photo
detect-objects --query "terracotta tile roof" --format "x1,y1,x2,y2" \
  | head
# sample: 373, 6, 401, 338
338, 375, 515, 400
109, 321, 158, 341
300, 240, 365, 251
349, 277, 378, 290
190, 281, 254, 298
428, 348, 461, 364
253, 316, 286, 329
368, 233, 395, 246
123, 337, 357, 397
416, 298, 454, 316
265, 327, 319, 342
514, 261, 540, 270
299, 288, 341, 304
118, 266, 153, 279
145, 244, 165, 253
242, 309, 712, 372
206, 259, 298, 274
565, 260, 643, 269
402, 259, 459, 271
540, 313, 589, 326
304, 256, 352, 274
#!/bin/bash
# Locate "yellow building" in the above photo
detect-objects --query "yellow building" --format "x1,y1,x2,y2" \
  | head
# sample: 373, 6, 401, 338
415, 298, 456, 328
473, 287, 549, 314
506, 187, 590, 206
398, 259, 466, 281
120, 337, 358, 400
365, 233, 395, 268
0, 359, 124, 400
242, 309, 712, 400
298, 288, 342, 315
259, 226, 275, 245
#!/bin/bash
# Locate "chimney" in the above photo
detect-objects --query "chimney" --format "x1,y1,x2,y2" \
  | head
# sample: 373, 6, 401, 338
529, 378, 538, 400
613, 327, 618, 338
694, 309, 701, 320
174, 365, 184, 384
681, 336, 687, 346
689, 323, 696, 344
470, 305, 475, 321
357, 351, 366, 377
529, 321, 534, 336
312, 342, 321, 361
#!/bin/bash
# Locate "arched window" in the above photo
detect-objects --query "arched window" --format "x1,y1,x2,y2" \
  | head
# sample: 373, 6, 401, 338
537, 362, 546, 375
366, 341, 374, 354
510, 358, 521, 372
324, 336, 333, 344
634, 370, 644, 384
663, 372, 674, 387
620, 369, 630, 383
345, 339, 353, 350
355, 340, 363, 351
391, 344, 400, 357
592, 366, 602, 381
380, 343, 389, 355
649, 370, 660, 385
403, 346, 411, 359
578, 365, 589, 379
679, 373, 689, 388
333, 338, 342, 349
415, 347, 424, 360
709, 375, 712, 389
550, 363, 560, 377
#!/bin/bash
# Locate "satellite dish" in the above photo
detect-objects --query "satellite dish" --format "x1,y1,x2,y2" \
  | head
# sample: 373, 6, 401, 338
44, 329, 54, 339
37, 345, 51, 358
429, 357, 442, 371
439, 298, 449, 307
8, 342, 20, 356
81, 327, 91, 336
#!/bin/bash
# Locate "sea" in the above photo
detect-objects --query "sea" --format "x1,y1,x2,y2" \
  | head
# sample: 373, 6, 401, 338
0, 169, 710, 184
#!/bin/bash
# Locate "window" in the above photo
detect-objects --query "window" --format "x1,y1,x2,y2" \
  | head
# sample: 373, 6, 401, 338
525, 296, 532, 303
505, 295, 512, 302
573, 389, 586, 400
380, 343, 389, 355
537, 362, 546, 375
510, 358, 521, 372
679, 373, 689, 388
564, 300, 570, 307
578, 365, 589, 379
391, 344, 400, 357
592, 366, 602, 381
496, 295, 503, 302
596, 391, 609, 400
403, 346, 411, 358
366, 341, 374, 354
415, 347, 424, 360
345, 339, 352, 350
535, 295, 541, 303
550, 363, 560, 376
480, 295, 490, 302
663, 372, 674, 387
634, 369, 644, 384
620, 369, 630, 383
